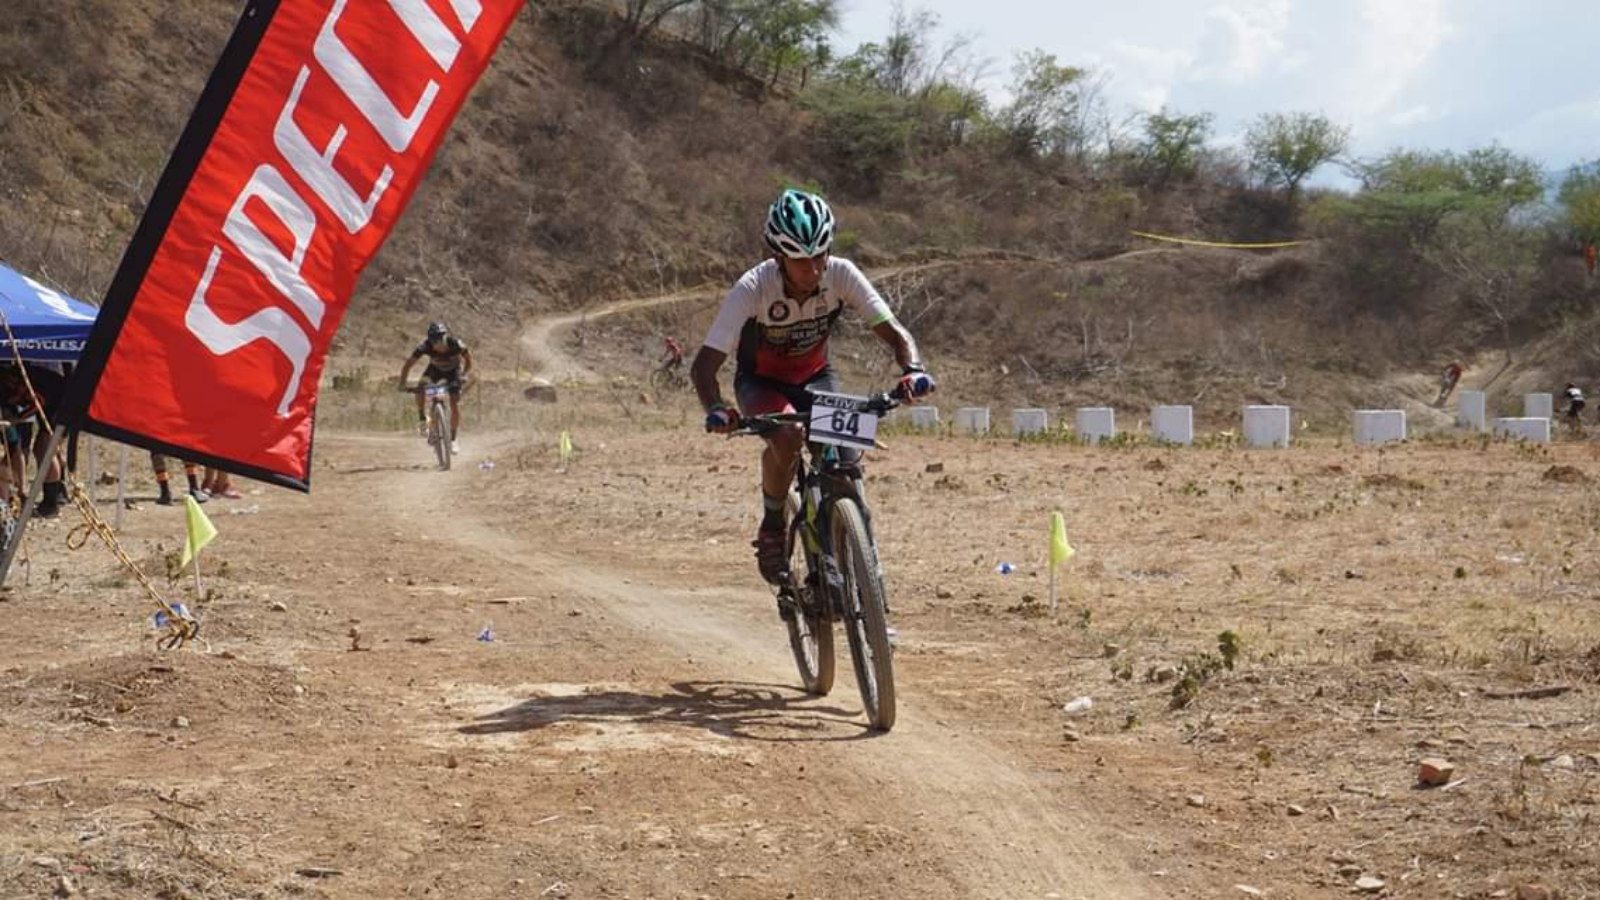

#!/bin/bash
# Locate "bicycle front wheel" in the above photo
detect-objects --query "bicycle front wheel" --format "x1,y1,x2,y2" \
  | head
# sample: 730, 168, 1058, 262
784, 491, 834, 695
431, 398, 452, 470
830, 497, 895, 731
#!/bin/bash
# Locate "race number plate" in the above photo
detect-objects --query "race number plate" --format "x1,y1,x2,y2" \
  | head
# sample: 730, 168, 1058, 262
808, 392, 879, 449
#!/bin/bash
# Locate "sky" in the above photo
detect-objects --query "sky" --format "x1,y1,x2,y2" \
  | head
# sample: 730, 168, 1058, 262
835, 0, 1598, 184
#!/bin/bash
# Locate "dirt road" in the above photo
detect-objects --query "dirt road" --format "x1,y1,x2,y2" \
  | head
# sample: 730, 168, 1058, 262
0, 428, 1167, 899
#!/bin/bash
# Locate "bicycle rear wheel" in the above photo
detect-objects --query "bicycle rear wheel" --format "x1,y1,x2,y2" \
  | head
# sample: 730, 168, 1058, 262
783, 491, 834, 695
830, 497, 895, 731
431, 398, 452, 470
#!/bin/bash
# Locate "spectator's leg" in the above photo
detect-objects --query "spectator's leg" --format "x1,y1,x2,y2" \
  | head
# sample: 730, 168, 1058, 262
152, 453, 174, 505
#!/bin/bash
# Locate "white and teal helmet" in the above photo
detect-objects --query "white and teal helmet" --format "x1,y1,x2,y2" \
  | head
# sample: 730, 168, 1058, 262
764, 189, 835, 259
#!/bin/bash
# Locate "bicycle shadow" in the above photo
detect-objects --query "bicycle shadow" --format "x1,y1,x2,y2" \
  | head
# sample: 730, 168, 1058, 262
459, 680, 878, 743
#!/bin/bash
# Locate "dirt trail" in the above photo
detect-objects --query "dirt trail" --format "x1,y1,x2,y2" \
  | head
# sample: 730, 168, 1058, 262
1378, 350, 1525, 431
518, 254, 1056, 384
520, 284, 720, 383
378, 436, 1159, 898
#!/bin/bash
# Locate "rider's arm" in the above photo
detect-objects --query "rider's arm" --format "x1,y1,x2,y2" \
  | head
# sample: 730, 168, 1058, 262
399, 351, 421, 385
871, 319, 923, 372
691, 346, 729, 412
695, 272, 760, 412
832, 258, 923, 371
460, 347, 473, 377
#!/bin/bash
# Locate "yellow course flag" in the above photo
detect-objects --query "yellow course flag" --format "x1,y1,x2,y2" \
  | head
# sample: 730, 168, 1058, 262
559, 430, 573, 465
180, 494, 218, 569
1049, 511, 1075, 570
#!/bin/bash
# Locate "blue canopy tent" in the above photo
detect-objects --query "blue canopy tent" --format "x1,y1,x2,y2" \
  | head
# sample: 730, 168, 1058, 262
0, 260, 98, 361
0, 260, 101, 587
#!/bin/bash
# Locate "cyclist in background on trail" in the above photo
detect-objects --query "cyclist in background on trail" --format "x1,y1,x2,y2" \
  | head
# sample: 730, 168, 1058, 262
1563, 383, 1585, 427
1435, 361, 1464, 407
691, 188, 936, 585
661, 336, 685, 372
399, 322, 472, 455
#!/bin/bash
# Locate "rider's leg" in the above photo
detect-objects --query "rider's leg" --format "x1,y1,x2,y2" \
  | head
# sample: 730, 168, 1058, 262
414, 389, 427, 435
738, 375, 807, 584
761, 424, 804, 510
448, 392, 461, 442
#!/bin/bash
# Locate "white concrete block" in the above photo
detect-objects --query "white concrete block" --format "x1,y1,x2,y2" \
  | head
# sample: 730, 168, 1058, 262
1457, 390, 1487, 431
955, 407, 991, 435
1494, 417, 1551, 444
1011, 408, 1049, 436
1075, 407, 1116, 444
1524, 393, 1554, 420
1151, 405, 1194, 445
908, 406, 941, 430
1243, 405, 1291, 448
1353, 410, 1407, 445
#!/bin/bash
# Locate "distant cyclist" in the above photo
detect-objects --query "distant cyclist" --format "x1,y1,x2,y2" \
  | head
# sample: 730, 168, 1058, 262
661, 336, 685, 372
1435, 361, 1464, 406
399, 322, 472, 454
1564, 383, 1585, 428
692, 188, 936, 584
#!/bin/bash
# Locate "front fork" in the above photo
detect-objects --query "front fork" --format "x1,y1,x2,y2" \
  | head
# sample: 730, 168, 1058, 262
806, 464, 882, 620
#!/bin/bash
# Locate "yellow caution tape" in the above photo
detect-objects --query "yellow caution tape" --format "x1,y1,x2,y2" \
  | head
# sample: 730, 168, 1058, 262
1129, 230, 1308, 249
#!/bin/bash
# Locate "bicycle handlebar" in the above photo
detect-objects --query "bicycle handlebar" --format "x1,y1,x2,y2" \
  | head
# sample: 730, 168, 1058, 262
399, 379, 466, 394
731, 385, 909, 437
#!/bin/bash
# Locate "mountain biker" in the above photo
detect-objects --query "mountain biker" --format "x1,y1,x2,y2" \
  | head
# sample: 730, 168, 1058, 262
660, 336, 685, 371
1563, 382, 1585, 424
691, 188, 936, 584
399, 322, 472, 454
1435, 361, 1464, 406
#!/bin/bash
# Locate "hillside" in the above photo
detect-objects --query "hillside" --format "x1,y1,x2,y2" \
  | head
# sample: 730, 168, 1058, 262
1, 0, 1594, 418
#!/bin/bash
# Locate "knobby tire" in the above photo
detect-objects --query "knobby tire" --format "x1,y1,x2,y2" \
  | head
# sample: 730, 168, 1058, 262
831, 497, 896, 731
431, 397, 452, 471
783, 491, 834, 695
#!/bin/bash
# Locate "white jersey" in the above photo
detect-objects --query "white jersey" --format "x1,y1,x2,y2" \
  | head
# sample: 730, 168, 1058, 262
702, 257, 895, 383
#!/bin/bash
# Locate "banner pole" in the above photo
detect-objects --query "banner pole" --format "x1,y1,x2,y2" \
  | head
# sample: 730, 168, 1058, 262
86, 435, 97, 505
115, 444, 126, 531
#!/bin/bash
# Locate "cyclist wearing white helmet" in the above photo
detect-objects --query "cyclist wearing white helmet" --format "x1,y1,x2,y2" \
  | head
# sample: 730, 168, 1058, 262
692, 188, 936, 585
399, 321, 473, 454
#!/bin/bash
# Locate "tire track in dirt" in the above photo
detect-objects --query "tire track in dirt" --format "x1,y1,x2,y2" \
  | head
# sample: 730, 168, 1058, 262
368, 433, 1160, 899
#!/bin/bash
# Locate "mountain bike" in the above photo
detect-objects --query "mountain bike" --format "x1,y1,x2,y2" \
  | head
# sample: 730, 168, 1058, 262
403, 381, 454, 470
735, 385, 906, 731
649, 360, 689, 392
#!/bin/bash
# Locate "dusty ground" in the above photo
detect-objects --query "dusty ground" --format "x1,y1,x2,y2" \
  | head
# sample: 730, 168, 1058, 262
2, 381, 1598, 900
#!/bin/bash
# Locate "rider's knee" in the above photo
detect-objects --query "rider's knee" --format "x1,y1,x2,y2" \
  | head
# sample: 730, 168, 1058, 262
768, 423, 805, 458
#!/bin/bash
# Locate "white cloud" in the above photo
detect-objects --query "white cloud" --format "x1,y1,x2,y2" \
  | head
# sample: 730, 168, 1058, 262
1194, 0, 1293, 83
1343, 0, 1451, 117
1387, 104, 1447, 127
1108, 41, 1195, 112
1496, 98, 1600, 163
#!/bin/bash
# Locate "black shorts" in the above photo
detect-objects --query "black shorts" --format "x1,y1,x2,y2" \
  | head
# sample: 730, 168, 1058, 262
422, 365, 463, 396
734, 367, 839, 417
734, 368, 860, 467
1567, 400, 1585, 418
